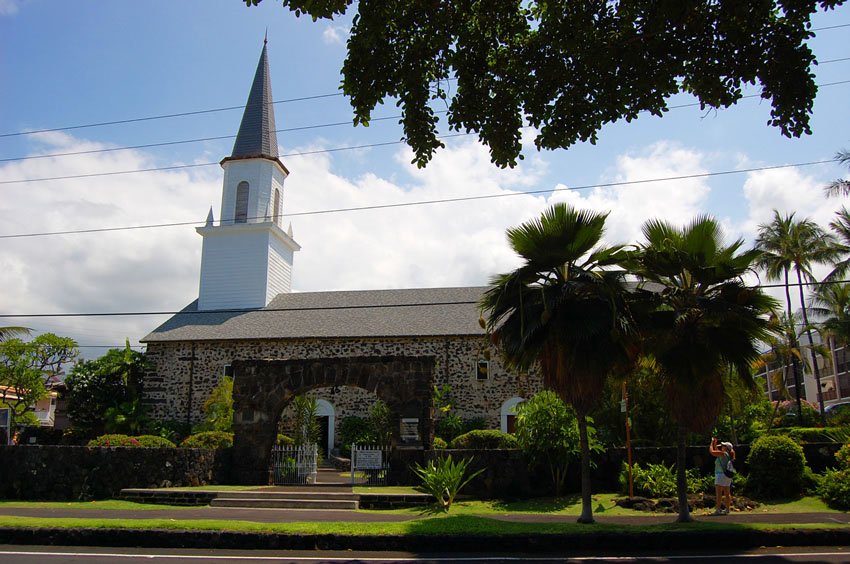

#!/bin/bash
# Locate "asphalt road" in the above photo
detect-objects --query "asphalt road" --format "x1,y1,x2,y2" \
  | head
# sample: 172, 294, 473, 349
1, 545, 850, 563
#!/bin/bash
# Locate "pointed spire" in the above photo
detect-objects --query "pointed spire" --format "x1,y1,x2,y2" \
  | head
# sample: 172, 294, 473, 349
230, 39, 279, 160
205, 207, 215, 227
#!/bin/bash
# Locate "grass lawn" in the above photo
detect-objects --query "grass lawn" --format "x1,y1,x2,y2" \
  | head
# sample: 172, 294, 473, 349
359, 494, 844, 517
0, 514, 845, 536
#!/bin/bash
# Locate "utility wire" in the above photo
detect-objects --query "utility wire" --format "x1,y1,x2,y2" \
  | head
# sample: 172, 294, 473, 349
1, 279, 848, 319
0, 113, 417, 164
2, 79, 848, 184
0, 74, 850, 185
0, 157, 842, 240
0, 133, 472, 185
0, 23, 846, 140
0, 93, 343, 139
2, 75, 849, 164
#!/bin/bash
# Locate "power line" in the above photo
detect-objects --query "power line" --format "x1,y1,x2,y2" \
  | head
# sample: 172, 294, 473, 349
0, 157, 841, 240
2, 79, 847, 184
0, 133, 472, 186
0, 113, 416, 164
2, 74, 848, 187
0, 25, 846, 140
2, 75, 848, 164
1, 279, 847, 319
0, 93, 344, 139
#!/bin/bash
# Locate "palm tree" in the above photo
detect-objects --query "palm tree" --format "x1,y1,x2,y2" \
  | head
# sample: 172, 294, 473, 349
823, 150, 850, 198
810, 282, 850, 347
480, 203, 636, 524
825, 208, 850, 282
755, 211, 838, 424
628, 216, 776, 523
753, 312, 828, 432
0, 327, 30, 342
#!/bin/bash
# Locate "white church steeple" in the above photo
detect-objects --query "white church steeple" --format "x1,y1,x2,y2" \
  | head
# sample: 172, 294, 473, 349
195, 39, 300, 311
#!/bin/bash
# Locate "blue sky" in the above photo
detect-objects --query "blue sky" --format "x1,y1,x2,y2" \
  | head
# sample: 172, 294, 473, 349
1, 0, 849, 355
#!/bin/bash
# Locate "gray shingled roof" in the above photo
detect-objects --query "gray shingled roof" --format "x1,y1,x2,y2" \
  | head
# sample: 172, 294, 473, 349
142, 287, 487, 342
230, 41, 279, 159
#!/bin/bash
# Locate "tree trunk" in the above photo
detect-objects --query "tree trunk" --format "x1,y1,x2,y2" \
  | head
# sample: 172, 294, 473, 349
576, 411, 595, 524
675, 425, 693, 523
797, 270, 827, 425
783, 270, 805, 426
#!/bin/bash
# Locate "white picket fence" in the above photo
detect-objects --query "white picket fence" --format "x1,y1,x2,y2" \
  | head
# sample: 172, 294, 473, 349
269, 443, 318, 485
350, 444, 391, 486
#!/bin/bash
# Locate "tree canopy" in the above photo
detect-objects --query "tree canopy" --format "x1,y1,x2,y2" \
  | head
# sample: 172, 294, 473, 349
244, 0, 844, 168
0, 333, 79, 425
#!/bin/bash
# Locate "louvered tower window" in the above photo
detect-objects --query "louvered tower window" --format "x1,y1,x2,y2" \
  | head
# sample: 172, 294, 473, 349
273, 188, 281, 225
235, 181, 249, 223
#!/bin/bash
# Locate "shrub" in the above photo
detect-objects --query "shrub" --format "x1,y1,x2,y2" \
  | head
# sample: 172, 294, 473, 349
686, 468, 714, 495
834, 443, 850, 470
433, 437, 447, 449
449, 429, 518, 449
772, 400, 821, 428
277, 434, 295, 446
818, 468, 850, 509
435, 414, 464, 442
87, 434, 141, 448
619, 462, 676, 498
768, 426, 839, 443
338, 416, 374, 457
413, 454, 484, 512
133, 435, 176, 448
180, 431, 234, 449
745, 435, 808, 500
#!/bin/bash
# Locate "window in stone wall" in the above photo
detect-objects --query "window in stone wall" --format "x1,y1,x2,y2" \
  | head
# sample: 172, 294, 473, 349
476, 359, 490, 381
223, 364, 234, 377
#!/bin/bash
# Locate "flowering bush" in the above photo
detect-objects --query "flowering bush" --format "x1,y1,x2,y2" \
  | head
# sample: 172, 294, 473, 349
87, 434, 142, 448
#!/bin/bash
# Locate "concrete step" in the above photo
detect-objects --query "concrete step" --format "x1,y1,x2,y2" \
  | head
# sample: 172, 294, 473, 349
209, 496, 358, 510
214, 490, 359, 501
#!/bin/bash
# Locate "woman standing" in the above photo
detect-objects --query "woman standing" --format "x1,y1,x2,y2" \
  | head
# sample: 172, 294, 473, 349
710, 437, 735, 515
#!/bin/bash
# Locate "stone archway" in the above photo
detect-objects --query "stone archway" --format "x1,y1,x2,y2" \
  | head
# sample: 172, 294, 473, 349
230, 356, 435, 484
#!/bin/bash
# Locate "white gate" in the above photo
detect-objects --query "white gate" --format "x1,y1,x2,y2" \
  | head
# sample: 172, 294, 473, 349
350, 444, 391, 486
270, 443, 318, 485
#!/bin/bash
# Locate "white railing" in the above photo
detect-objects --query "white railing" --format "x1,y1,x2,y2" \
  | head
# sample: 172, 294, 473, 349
269, 443, 318, 485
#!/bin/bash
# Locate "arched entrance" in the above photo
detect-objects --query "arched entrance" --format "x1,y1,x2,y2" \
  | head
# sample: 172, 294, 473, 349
501, 397, 525, 434
315, 398, 335, 457
230, 356, 435, 484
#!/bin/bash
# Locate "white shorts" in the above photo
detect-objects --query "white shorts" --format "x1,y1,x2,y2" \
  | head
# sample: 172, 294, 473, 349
715, 472, 732, 487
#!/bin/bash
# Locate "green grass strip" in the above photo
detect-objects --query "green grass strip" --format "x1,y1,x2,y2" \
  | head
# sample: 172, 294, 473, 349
0, 515, 845, 536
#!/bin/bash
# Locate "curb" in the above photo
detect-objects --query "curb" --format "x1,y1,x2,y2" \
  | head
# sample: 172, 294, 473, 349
1, 527, 849, 552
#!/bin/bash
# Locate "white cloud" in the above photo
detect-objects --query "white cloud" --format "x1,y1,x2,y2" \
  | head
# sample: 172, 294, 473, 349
5, 131, 836, 357
0, 132, 218, 353
0, 0, 19, 16
548, 141, 712, 246
322, 24, 350, 46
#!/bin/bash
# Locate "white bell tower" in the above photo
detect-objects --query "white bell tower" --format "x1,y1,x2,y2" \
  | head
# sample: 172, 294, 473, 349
196, 39, 299, 311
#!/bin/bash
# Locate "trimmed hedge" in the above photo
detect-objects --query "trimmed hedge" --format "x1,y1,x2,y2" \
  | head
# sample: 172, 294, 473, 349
449, 429, 518, 449
134, 435, 177, 448
87, 434, 141, 448
744, 435, 808, 500
180, 431, 234, 449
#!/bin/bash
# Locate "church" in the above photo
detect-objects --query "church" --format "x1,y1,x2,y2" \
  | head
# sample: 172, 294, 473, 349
140, 41, 540, 458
